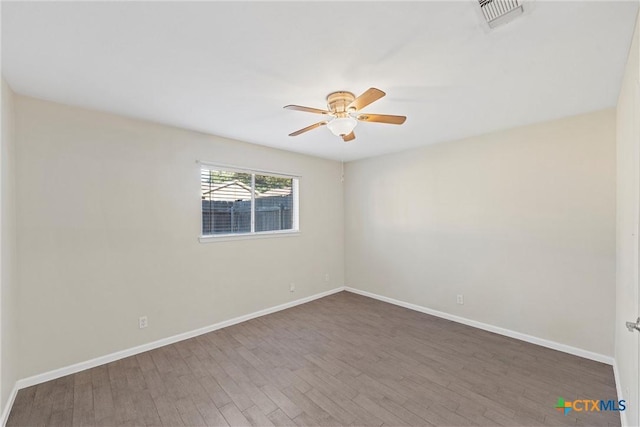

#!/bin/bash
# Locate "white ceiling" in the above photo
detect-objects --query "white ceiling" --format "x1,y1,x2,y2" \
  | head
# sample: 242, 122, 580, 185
2, 1, 638, 161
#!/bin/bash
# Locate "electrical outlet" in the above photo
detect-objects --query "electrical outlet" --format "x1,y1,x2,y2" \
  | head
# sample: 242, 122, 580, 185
290, 283, 295, 292
456, 295, 464, 305
325, 273, 330, 282
139, 316, 148, 329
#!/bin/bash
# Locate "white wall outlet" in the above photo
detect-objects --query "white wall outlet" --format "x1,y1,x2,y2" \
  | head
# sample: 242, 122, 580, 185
289, 283, 295, 292
324, 273, 330, 282
139, 316, 148, 329
456, 294, 464, 305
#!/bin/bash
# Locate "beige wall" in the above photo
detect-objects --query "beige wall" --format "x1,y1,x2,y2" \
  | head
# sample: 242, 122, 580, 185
1, 79, 18, 414
5, 90, 620, 388
14, 96, 344, 379
615, 11, 639, 427
345, 109, 616, 357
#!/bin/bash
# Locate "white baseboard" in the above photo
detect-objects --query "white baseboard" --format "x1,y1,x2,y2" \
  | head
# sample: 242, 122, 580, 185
1, 384, 18, 427
344, 287, 614, 365
15, 286, 346, 390
613, 361, 629, 427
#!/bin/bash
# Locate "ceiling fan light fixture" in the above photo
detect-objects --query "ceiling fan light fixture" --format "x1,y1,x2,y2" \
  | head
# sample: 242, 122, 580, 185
327, 116, 357, 136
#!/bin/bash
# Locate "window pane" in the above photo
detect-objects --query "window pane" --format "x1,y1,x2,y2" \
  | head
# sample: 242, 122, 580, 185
254, 174, 293, 232
201, 169, 252, 235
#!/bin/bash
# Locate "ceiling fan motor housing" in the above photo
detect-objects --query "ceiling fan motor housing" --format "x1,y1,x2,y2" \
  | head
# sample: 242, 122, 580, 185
327, 91, 356, 116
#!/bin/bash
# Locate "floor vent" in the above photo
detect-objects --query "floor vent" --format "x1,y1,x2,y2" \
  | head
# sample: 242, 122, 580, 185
478, 0, 524, 28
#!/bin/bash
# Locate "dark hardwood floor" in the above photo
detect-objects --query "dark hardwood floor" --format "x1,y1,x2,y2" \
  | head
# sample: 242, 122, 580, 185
7, 291, 620, 426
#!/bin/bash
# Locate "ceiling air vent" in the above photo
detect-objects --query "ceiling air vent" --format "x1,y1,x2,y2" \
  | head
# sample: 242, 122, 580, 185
478, 0, 524, 28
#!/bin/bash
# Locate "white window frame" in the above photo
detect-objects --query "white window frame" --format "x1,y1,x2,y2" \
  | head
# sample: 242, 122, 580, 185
198, 161, 300, 243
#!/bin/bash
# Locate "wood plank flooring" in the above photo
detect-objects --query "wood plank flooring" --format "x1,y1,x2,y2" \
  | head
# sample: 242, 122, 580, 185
7, 291, 620, 426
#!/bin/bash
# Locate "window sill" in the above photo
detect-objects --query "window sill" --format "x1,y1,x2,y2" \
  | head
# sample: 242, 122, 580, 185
199, 230, 301, 243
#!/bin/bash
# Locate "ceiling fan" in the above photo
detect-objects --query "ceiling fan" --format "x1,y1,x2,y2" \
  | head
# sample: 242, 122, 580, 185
284, 88, 406, 142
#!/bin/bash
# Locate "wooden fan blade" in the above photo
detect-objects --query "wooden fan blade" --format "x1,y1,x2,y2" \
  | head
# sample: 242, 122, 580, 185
284, 105, 331, 115
347, 88, 385, 111
288, 121, 328, 137
342, 132, 356, 142
357, 113, 406, 125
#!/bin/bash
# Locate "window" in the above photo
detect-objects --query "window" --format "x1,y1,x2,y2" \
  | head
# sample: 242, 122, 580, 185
200, 164, 299, 240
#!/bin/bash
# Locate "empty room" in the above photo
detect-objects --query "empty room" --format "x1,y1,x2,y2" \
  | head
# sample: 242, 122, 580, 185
1, 1, 639, 426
